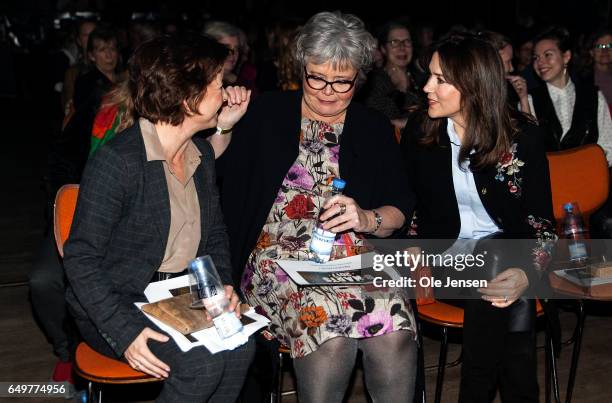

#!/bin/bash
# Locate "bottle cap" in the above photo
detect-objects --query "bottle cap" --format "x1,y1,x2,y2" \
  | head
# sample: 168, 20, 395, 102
332, 178, 346, 190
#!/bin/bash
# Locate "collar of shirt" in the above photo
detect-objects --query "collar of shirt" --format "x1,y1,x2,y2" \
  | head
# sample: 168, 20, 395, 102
447, 118, 473, 167
546, 77, 575, 101
140, 117, 201, 165
447, 118, 461, 147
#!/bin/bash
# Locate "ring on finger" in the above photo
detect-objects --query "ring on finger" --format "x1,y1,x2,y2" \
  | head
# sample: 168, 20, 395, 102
339, 203, 346, 215
504, 296, 508, 303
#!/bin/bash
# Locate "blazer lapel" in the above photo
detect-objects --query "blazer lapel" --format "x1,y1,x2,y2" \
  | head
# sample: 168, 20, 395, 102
143, 160, 170, 251
193, 161, 209, 250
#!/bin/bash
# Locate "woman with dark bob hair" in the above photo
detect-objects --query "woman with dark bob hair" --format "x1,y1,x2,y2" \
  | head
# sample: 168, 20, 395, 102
63, 33, 254, 402
219, 11, 417, 403
401, 33, 556, 402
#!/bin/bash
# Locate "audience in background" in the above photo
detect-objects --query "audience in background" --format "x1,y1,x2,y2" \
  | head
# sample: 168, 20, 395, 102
60, 19, 97, 119
204, 20, 259, 95
363, 19, 424, 130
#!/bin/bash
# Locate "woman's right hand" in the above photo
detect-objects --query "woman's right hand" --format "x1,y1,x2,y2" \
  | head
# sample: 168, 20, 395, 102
507, 75, 528, 100
217, 86, 251, 130
124, 327, 171, 379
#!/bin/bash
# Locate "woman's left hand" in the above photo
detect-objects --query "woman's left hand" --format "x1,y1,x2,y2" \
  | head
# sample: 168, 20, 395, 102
320, 195, 372, 233
478, 268, 529, 308
204, 285, 242, 321
217, 86, 251, 130
225, 285, 242, 318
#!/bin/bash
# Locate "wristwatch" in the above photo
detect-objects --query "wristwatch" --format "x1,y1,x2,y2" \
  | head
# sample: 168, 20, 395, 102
215, 126, 233, 136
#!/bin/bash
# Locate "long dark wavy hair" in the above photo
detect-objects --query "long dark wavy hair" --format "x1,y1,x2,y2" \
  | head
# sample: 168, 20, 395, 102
421, 33, 518, 170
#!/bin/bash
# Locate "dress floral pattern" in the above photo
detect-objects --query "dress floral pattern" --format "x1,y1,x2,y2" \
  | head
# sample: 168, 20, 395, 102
241, 118, 416, 358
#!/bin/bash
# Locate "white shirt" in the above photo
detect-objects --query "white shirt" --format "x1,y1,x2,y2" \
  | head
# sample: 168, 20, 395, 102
527, 78, 612, 165
447, 119, 501, 239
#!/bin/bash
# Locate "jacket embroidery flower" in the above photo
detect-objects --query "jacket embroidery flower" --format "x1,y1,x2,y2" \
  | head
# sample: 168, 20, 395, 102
495, 144, 525, 197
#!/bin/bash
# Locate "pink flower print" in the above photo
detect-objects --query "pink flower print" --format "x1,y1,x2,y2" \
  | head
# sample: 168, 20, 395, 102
275, 189, 285, 203
275, 268, 289, 283
357, 310, 393, 337
329, 145, 340, 163
240, 264, 255, 290
284, 164, 314, 190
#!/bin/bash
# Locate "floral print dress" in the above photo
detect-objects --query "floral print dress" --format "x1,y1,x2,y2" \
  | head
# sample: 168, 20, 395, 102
240, 118, 416, 358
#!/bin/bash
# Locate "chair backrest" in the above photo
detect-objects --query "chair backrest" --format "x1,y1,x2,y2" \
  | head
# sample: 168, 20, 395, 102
53, 184, 79, 257
546, 144, 609, 226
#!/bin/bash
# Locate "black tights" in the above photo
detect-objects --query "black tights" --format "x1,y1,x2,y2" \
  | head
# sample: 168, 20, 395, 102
293, 331, 417, 403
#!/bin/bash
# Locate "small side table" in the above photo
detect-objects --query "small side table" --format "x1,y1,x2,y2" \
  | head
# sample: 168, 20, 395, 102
548, 271, 612, 403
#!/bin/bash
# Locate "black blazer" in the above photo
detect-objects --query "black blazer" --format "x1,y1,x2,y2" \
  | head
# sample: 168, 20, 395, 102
64, 122, 233, 358
217, 90, 415, 284
400, 114, 556, 245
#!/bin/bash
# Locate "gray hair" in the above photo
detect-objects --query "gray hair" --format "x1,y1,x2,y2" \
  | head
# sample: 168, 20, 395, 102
295, 11, 376, 73
203, 21, 242, 42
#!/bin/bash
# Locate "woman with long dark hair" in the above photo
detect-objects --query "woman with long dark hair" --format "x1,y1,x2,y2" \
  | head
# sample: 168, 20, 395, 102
402, 33, 556, 402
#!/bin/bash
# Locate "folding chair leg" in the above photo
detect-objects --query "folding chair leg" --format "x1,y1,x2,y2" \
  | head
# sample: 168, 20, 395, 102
87, 381, 94, 403
548, 329, 560, 403
545, 326, 561, 403
276, 351, 284, 403
566, 299, 586, 403
434, 327, 449, 403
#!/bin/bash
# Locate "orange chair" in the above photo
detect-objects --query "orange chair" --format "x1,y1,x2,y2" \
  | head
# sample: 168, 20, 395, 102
546, 144, 609, 231
53, 184, 79, 258
53, 184, 160, 402
546, 145, 609, 403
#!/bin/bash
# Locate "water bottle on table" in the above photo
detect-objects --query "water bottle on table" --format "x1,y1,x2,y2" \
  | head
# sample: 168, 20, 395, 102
310, 178, 346, 263
562, 202, 589, 264
188, 255, 243, 338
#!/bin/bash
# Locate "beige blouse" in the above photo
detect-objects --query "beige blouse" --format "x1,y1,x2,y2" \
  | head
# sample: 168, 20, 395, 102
140, 118, 201, 273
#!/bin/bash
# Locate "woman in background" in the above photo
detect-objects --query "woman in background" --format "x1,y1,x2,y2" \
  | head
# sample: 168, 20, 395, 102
529, 26, 612, 162
363, 20, 424, 130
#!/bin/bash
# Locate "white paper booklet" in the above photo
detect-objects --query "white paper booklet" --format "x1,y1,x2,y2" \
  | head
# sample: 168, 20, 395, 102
275, 252, 399, 286
136, 275, 269, 353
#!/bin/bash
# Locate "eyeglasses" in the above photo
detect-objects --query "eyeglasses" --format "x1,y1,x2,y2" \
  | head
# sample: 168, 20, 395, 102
303, 67, 358, 93
386, 38, 413, 49
594, 43, 612, 50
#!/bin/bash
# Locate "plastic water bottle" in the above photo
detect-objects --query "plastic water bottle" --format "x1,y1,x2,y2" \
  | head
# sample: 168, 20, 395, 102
562, 202, 589, 263
188, 255, 243, 338
309, 178, 346, 263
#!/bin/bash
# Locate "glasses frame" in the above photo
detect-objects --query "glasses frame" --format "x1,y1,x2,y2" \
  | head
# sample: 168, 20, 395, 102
303, 67, 359, 94
386, 38, 413, 49
594, 43, 612, 50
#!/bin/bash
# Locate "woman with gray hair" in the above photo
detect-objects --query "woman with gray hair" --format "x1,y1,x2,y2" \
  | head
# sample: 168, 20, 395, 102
203, 21, 258, 93
218, 11, 417, 403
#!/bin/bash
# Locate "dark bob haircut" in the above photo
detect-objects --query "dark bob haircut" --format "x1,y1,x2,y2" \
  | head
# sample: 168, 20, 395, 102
128, 33, 229, 126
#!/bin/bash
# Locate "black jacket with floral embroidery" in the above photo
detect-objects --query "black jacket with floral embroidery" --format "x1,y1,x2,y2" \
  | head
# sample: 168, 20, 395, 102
400, 114, 557, 270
